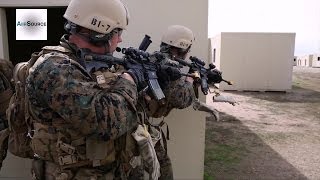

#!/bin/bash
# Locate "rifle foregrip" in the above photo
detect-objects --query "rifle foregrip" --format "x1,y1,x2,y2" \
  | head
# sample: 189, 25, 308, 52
201, 77, 209, 95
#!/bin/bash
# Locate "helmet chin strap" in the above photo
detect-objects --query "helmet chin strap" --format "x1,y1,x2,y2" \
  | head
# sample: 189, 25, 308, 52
104, 40, 112, 55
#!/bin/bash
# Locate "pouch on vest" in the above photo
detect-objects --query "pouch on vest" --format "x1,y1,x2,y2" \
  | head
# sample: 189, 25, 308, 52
132, 124, 161, 180
86, 135, 116, 167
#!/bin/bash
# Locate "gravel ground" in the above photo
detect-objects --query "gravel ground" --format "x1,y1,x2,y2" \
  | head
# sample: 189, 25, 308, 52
204, 66, 320, 180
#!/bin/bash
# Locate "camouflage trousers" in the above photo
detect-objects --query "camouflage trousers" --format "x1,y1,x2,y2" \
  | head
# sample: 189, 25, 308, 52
154, 141, 173, 180
31, 159, 144, 180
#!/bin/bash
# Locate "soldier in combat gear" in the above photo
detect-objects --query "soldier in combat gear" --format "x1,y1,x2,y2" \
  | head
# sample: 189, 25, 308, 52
146, 25, 197, 180
26, 0, 148, 179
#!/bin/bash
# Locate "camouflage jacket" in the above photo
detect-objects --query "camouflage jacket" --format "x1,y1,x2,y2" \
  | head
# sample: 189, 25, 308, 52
146, 52, 195, 118
26, 45, 138, 144
26, 36, 144, 179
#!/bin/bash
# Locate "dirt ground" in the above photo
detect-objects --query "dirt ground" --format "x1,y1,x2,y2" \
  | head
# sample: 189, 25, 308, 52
204, 66, 320, 180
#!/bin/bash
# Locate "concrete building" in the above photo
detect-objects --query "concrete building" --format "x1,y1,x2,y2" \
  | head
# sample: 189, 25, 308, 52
293, 56, 297, 66
311, 54, 320, 68
0, 0, 208, 179
211, 32, 296, 91
296, 54, 320, 68
297, 55, 313, 67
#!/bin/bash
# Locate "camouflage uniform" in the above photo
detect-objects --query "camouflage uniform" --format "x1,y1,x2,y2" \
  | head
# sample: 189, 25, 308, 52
145, 52, 195, 180
0, 59, 13, 170
26, 36, 143, 180
85, 47, 194, 180
147, 52, 195, 117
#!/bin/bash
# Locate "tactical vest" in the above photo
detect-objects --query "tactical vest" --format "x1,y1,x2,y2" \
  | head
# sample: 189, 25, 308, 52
29, 46, 138, 171
86, 58, 139, 170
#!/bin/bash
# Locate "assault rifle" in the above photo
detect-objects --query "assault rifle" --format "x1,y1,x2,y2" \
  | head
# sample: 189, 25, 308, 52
172, 56, 237, 120
80, 35, 180, 102
135, 37, 238, 121
174, 56, 232, 97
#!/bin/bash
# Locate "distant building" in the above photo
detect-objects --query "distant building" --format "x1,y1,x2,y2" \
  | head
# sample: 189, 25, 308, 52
297, 55, 312, 67
297, 54, 320, 68
210, 32, 295, 91
311, 54, 320, 68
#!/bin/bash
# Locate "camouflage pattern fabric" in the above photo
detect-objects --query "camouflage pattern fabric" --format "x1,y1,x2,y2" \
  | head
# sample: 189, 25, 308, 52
154, 141, 173, 180
88, 59, 145, 180
146, 52, 195, 118
31, 159, 144, 180
27, 51, 138, 143
141, 52, 195, 179
83, 49, 179, 179
146, 77, 194, 180
26, 43, 140, 179
0, 77, 7, 120
0, 78, 5, 92
0, 59, 13, 119
0, 59, 13, 170
0, 76, 9, 169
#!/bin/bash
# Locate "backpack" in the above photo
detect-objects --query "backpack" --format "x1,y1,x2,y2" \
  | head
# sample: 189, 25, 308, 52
6, 52, 40, 158
0, 59, 14, 118
0, 59, 14, 166
6, 46, 73, 159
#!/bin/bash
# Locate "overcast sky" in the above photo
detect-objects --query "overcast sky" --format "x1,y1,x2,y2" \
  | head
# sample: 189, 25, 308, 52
208, 0, 320, 56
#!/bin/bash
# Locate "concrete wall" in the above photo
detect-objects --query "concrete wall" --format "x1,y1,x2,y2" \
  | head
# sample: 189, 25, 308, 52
120, 1, 208, 179
0, 0, 208, 179
211, 32, 295, 91
210, 33, 221, 69
0, 153, 32, 179
297, 55, 313, 67
293, 56, 297, 66
311, 54, 320, 67
0, 8, 9, 60
297, 54, 320, 67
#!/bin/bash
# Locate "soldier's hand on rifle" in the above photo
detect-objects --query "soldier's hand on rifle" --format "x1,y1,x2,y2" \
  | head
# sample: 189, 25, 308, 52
157, 65, 182, 87
187, 68, 200, 85
121, 58, 147, 90
125, 68, 146, 91
207, 69, 223, 84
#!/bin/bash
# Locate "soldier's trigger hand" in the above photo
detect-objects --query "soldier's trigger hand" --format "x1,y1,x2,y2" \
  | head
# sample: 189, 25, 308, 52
126, 68, 146, 91
157, 65, 181, 82
207, 69, 223, 84
190, 71, 200, 78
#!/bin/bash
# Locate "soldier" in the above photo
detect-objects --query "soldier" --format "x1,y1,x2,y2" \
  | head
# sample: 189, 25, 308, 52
0, 59, 13, 170
146, 25, 197, 180
148, 25, 196, 117
26, 0, 148, 179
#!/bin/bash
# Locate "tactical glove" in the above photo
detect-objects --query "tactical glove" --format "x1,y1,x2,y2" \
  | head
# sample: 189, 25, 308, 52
207, 69, 223, 84
126, 68, 146, 90
156, 65, 182, 88
122, 58, 147, 90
